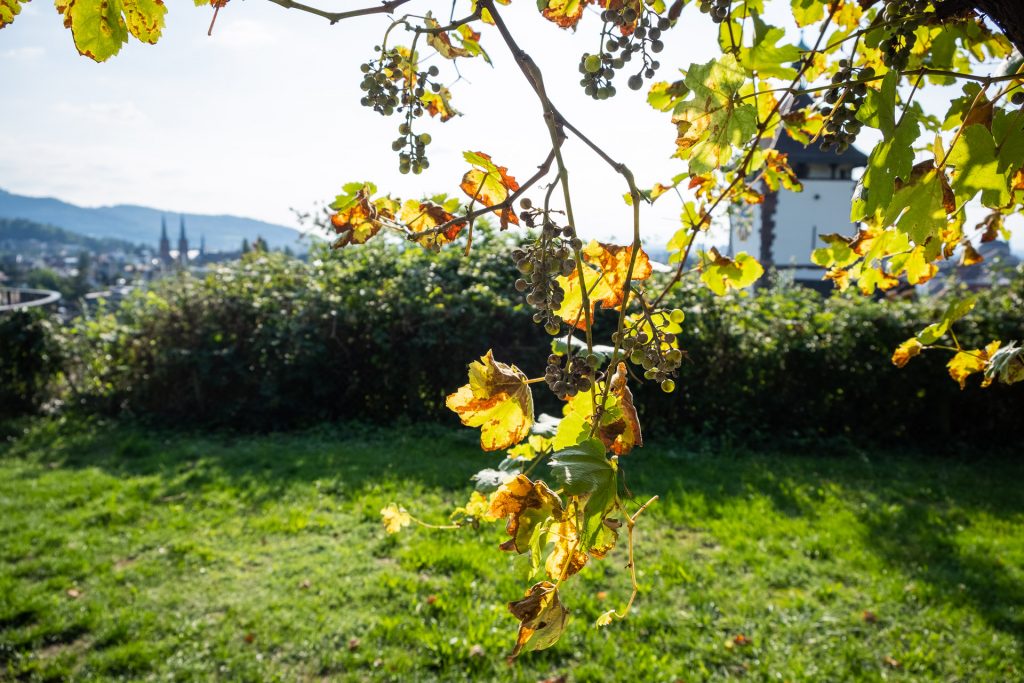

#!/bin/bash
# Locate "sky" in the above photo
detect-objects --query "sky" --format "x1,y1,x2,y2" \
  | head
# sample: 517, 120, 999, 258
1, 0, 1021, 254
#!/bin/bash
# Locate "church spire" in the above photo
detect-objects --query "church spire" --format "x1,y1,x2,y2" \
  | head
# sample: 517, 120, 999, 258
177, 214, 189, 266
159, 215, 172, 265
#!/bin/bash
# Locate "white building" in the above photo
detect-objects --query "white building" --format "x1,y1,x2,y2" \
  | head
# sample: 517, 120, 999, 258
729, 123, 868, 291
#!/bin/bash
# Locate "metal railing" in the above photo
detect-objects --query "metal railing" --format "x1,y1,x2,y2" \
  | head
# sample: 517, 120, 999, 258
0, 287, 62, 312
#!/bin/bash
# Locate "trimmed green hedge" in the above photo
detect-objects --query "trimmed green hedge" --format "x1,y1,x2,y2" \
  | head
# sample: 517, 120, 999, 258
20, 234, 1024, 443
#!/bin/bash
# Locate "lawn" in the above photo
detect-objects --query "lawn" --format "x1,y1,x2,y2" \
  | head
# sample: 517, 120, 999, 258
0, 419, 1021, 682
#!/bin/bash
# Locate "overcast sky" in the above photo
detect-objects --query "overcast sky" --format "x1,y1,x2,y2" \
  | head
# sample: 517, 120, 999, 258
1, 0, 1020, 254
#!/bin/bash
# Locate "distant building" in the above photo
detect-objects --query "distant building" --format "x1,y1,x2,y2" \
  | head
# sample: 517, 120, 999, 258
159, 216, 172, 265
177, 215, 189, 266
730, 113, 868, 291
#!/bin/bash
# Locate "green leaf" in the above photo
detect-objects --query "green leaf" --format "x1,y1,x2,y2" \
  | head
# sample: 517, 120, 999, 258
57, 0, 131, 62
791, 0, 825, 26
740, 14, 799, 79
647, 79, 689, 112
122, 0, 166, 44
548, 438, 615, 497
889, 170, 947, 245
947, 125, 1008, 208
1, 0, 26, 29
699, 248, 764, 295
852, 115, 919, 221
671, 55, 759, 174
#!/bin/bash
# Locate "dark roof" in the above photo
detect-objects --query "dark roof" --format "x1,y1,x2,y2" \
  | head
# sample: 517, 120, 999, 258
775, 93, 869, 168
776, 129, 868, 168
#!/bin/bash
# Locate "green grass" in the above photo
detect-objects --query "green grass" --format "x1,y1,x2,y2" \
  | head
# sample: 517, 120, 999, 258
0, 418, 1022, 681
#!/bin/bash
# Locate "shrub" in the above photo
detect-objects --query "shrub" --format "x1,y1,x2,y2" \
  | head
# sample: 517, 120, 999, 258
0, 309, 61, 419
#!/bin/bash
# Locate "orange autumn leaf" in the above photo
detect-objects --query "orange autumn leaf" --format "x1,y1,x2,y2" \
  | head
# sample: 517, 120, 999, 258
446, 350, 534, 451
544, 510, 588, 580
553, 241, 652, 330
488, 474, 563, 553
602, 361, 642, 455
459, 151, 520, 229
328, 185, 398, 248
891, 338, 923, 368
400, 199, 465, 249
540, 0, 593, 28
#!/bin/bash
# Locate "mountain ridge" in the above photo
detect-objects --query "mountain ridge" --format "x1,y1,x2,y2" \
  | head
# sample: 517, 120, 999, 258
0, 188, 308, 252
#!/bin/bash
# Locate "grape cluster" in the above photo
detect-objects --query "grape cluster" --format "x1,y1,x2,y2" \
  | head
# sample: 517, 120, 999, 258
697, 0, 730, 23
359, 49, 442, 173
819, 62, 872, 153
879, 0, 928, 70
512, 207, 581, 335
613, 309, 685, 393
391, 124, 431, 175
544, 352, 600, 400
578, 8, 669, 99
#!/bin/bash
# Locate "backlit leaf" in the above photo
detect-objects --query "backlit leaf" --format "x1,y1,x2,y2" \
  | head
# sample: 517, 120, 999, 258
539, 0, 592, 28
425, 13, 471, 58
0, 0, 26, 29
548, 438, 615, 497
507, 581, 569, 658
947, 124, 1009, 208
421, 86, 460, 121
671, 54, 759, 173
984, 342, 1024, 386
891, 338, 923, 368
699, 248, 764, 295
489, 474, 563, 553
328, 184, 399, 248
947, 342, 1000, 390
552, 262, 616, 330
56, 0, 130, 62
381, 503, 412, 534
460, 151, 520, 228
446, 350, 534, 451
740, 14, 799, 79
581, 240, 653, 309
123, 0, 166, 43
400, 199, 466, 249
544, 505, 588, 580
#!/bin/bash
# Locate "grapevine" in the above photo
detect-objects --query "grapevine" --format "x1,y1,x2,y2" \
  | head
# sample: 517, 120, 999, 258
18, 0, 1024, 660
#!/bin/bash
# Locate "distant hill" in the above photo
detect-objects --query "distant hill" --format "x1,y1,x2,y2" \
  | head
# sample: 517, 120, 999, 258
0, 217, 143, 253
0, 188, 306, 252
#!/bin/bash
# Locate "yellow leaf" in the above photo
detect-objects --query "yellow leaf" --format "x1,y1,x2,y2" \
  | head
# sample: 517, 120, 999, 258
400, 199, 465, 249
892, 338, 923, 368
553, 241, 653, 330
489, 474, 563, 553
329, 186, 398, 248
947, 341, 1001, 389
539, 0, 592, 28
507, 581, 569, 658
552, 262, 616, 330
459, 151, 520, 228
446, 350, 534, 451
699, 248, 764, 295
596, 610, 616, 627
544, 508, 588, 580
381, 503, 412, 534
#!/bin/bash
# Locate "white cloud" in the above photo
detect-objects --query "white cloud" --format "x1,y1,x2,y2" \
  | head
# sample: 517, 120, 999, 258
0, 46, 45, 61
53, 101, 149, 126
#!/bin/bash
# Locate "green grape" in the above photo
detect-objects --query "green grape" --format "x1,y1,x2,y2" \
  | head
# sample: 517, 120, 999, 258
670, 308, 684, 324
661, 379, 676, 393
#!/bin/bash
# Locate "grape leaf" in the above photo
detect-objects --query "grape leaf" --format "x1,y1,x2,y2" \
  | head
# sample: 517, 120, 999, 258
790, 0, 824, 26
852, 73, 919, 222
455, 25, 491, 64
582, 240, 652, 308
400, 199, 465, 249
539, 0, 592, 28
699, 248, 764, 295
985, 342, 1024, 386
947, 342, 1000, 390
446, 350, 534, 451
548, 438, 615, 497
488, 474, 563, 553
1, 0, 26, 28
544, 506, 588, 580
421, 87, 460, 121
424, 14, 471, 59
740, 14, 800, 79
648, 80, 690, 112
671, 54, 759, 174
891, 338, 923, 368
552, 262, 616, 331
886, 170, 948, 246
947, 124, 1009, 208
507, 581, 569, 658
328, 184, 399, 248
56, 0, 130, 62
380, 503, 412, 534
604, 361, 642, 455
459, 151, 520, 228
123, 0, 166, 44
551, 364, 641, 456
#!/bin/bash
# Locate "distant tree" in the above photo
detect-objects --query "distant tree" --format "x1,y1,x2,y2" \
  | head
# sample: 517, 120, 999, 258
240, 238, 251, 254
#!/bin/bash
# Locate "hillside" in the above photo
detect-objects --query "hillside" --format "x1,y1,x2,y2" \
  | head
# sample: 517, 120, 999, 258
0, 217, 143, 253
0, 188, 307, 252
